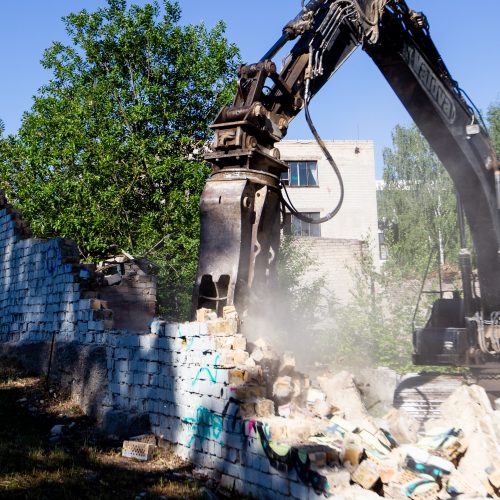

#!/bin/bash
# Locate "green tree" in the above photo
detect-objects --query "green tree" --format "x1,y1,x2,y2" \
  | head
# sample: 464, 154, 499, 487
378, 124, 459, 276
0, 0, 239, 320
488, 102, 500, 158
317, 248, 416, 372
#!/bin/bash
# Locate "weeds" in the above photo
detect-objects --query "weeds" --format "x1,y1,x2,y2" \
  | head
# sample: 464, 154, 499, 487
0, 356, 205, 499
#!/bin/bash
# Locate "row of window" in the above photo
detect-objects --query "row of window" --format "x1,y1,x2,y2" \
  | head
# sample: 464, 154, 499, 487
281, 162, 386, 258
282, 161, 320, 236
281, 161, 318, 187
284, 212, 321, 237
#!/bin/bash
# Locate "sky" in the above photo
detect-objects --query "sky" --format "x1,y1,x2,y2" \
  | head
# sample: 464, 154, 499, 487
0, 1, 498, 178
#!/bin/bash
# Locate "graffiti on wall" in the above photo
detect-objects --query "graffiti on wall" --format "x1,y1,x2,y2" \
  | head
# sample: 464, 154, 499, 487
184, 406, 224, 448
192, 354, 220, 387
246, 420, 330, 495
183, 398, 242, 449
45, 239, 62, 275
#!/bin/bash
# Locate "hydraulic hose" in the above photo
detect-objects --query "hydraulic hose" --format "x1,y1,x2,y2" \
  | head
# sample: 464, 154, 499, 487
280, 90, 345, 224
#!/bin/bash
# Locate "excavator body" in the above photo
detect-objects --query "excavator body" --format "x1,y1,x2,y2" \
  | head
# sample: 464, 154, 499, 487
192, 0, 500, 379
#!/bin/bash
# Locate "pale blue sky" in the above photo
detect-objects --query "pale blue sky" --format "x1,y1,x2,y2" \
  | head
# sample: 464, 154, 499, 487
0, 1, 498, 177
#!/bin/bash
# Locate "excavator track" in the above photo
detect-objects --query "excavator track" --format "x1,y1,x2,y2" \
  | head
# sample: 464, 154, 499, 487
394, 369, 500, 422
393, 373, 466, 422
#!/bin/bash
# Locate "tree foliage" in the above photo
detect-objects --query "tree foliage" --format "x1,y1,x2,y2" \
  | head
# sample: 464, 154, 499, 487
488, 102, 500, 159
0, 0, 239, 320
378, 124, 459, 276
317, 248, 416, 372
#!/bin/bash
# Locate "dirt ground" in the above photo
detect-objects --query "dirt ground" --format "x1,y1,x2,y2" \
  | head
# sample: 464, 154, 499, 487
0, 355, 211, 500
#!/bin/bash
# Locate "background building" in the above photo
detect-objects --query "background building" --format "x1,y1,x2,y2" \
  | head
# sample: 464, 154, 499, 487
277, 139, 380, 303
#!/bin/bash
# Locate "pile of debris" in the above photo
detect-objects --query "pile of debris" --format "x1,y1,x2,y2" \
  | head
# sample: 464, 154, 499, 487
236, 335, 500, 498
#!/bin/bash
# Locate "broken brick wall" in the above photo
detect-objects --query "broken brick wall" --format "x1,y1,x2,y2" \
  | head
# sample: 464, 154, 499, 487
0, 193, 158, 343
0, 192, 337, 498
1, 191, 459, 500
0, 194, 156, 421
0, 200, 107, 345
96, 259, 157, 331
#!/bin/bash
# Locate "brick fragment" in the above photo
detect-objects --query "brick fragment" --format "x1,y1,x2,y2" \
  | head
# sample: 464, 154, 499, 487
352, 459, 380, 490
222, 305, 238, 320
254, 399, 275, 418
278, 351, 295, 374
343, 436, 364, 467
273, 376, 293, 399
231, 384, 266, 400
207, 318, 238, 336
196, 308, 217, 322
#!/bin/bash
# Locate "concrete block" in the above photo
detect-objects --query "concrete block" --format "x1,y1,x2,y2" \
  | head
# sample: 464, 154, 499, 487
223, 431, 245, 450
290, 481, 310, 499
213, 336, 235, 350
109, 382, 121, 395
178, 322, 201, 337
271, 473, 291, 496
122, 440, 155, 461
139, 334, 159, 350
116, 371, 131, 385
115, 359, 129, 372
226, 447, 240, 464
219, 459, 242, 480
351, 459, 380, 490
219, 473, 236, 491
233, 334, 247, 351
207, 319, 238, 336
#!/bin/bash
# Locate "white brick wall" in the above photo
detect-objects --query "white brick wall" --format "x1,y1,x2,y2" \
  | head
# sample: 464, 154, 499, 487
0, 207, 107, 344
0, 198, 332, 498
277, 140, 379, 301
295, 237, 365, 303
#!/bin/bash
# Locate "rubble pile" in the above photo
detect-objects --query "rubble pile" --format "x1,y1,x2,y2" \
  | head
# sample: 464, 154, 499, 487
226, 328, 500, 498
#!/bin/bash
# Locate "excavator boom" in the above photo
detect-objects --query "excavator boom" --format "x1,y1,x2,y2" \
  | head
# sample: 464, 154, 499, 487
192, 0, 500, 366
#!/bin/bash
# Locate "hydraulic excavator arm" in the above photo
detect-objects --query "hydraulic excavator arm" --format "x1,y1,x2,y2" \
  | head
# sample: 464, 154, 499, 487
192, 0, 500, 366
192, 0, 382, 316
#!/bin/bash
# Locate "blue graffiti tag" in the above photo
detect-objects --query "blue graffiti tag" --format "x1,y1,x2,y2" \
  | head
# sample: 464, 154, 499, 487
183, 406, 223, 448
177, 324, 195, 350
192, 354, 220, 386
45, 240, 62, 275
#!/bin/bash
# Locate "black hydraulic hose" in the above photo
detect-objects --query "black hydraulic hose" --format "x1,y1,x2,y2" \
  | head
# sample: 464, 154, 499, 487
280, 95, 345, 224
457, 86, 488, 131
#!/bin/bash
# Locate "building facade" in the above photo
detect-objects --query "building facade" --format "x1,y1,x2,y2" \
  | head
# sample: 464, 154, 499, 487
276, 139, 379, 303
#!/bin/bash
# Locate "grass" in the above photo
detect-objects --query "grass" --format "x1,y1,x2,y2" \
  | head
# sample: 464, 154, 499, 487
0, 355, 207, 499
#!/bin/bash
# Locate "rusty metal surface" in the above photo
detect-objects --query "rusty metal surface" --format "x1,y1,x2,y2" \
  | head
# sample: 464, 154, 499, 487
192, 174, 281, 316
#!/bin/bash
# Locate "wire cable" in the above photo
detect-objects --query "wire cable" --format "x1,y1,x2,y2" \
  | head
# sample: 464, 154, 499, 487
280, 93, 345, 224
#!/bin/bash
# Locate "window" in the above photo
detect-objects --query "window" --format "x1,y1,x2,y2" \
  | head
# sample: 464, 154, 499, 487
281, 161, 318, 186
290, 212, 321, 237
378, 230, 388, 260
